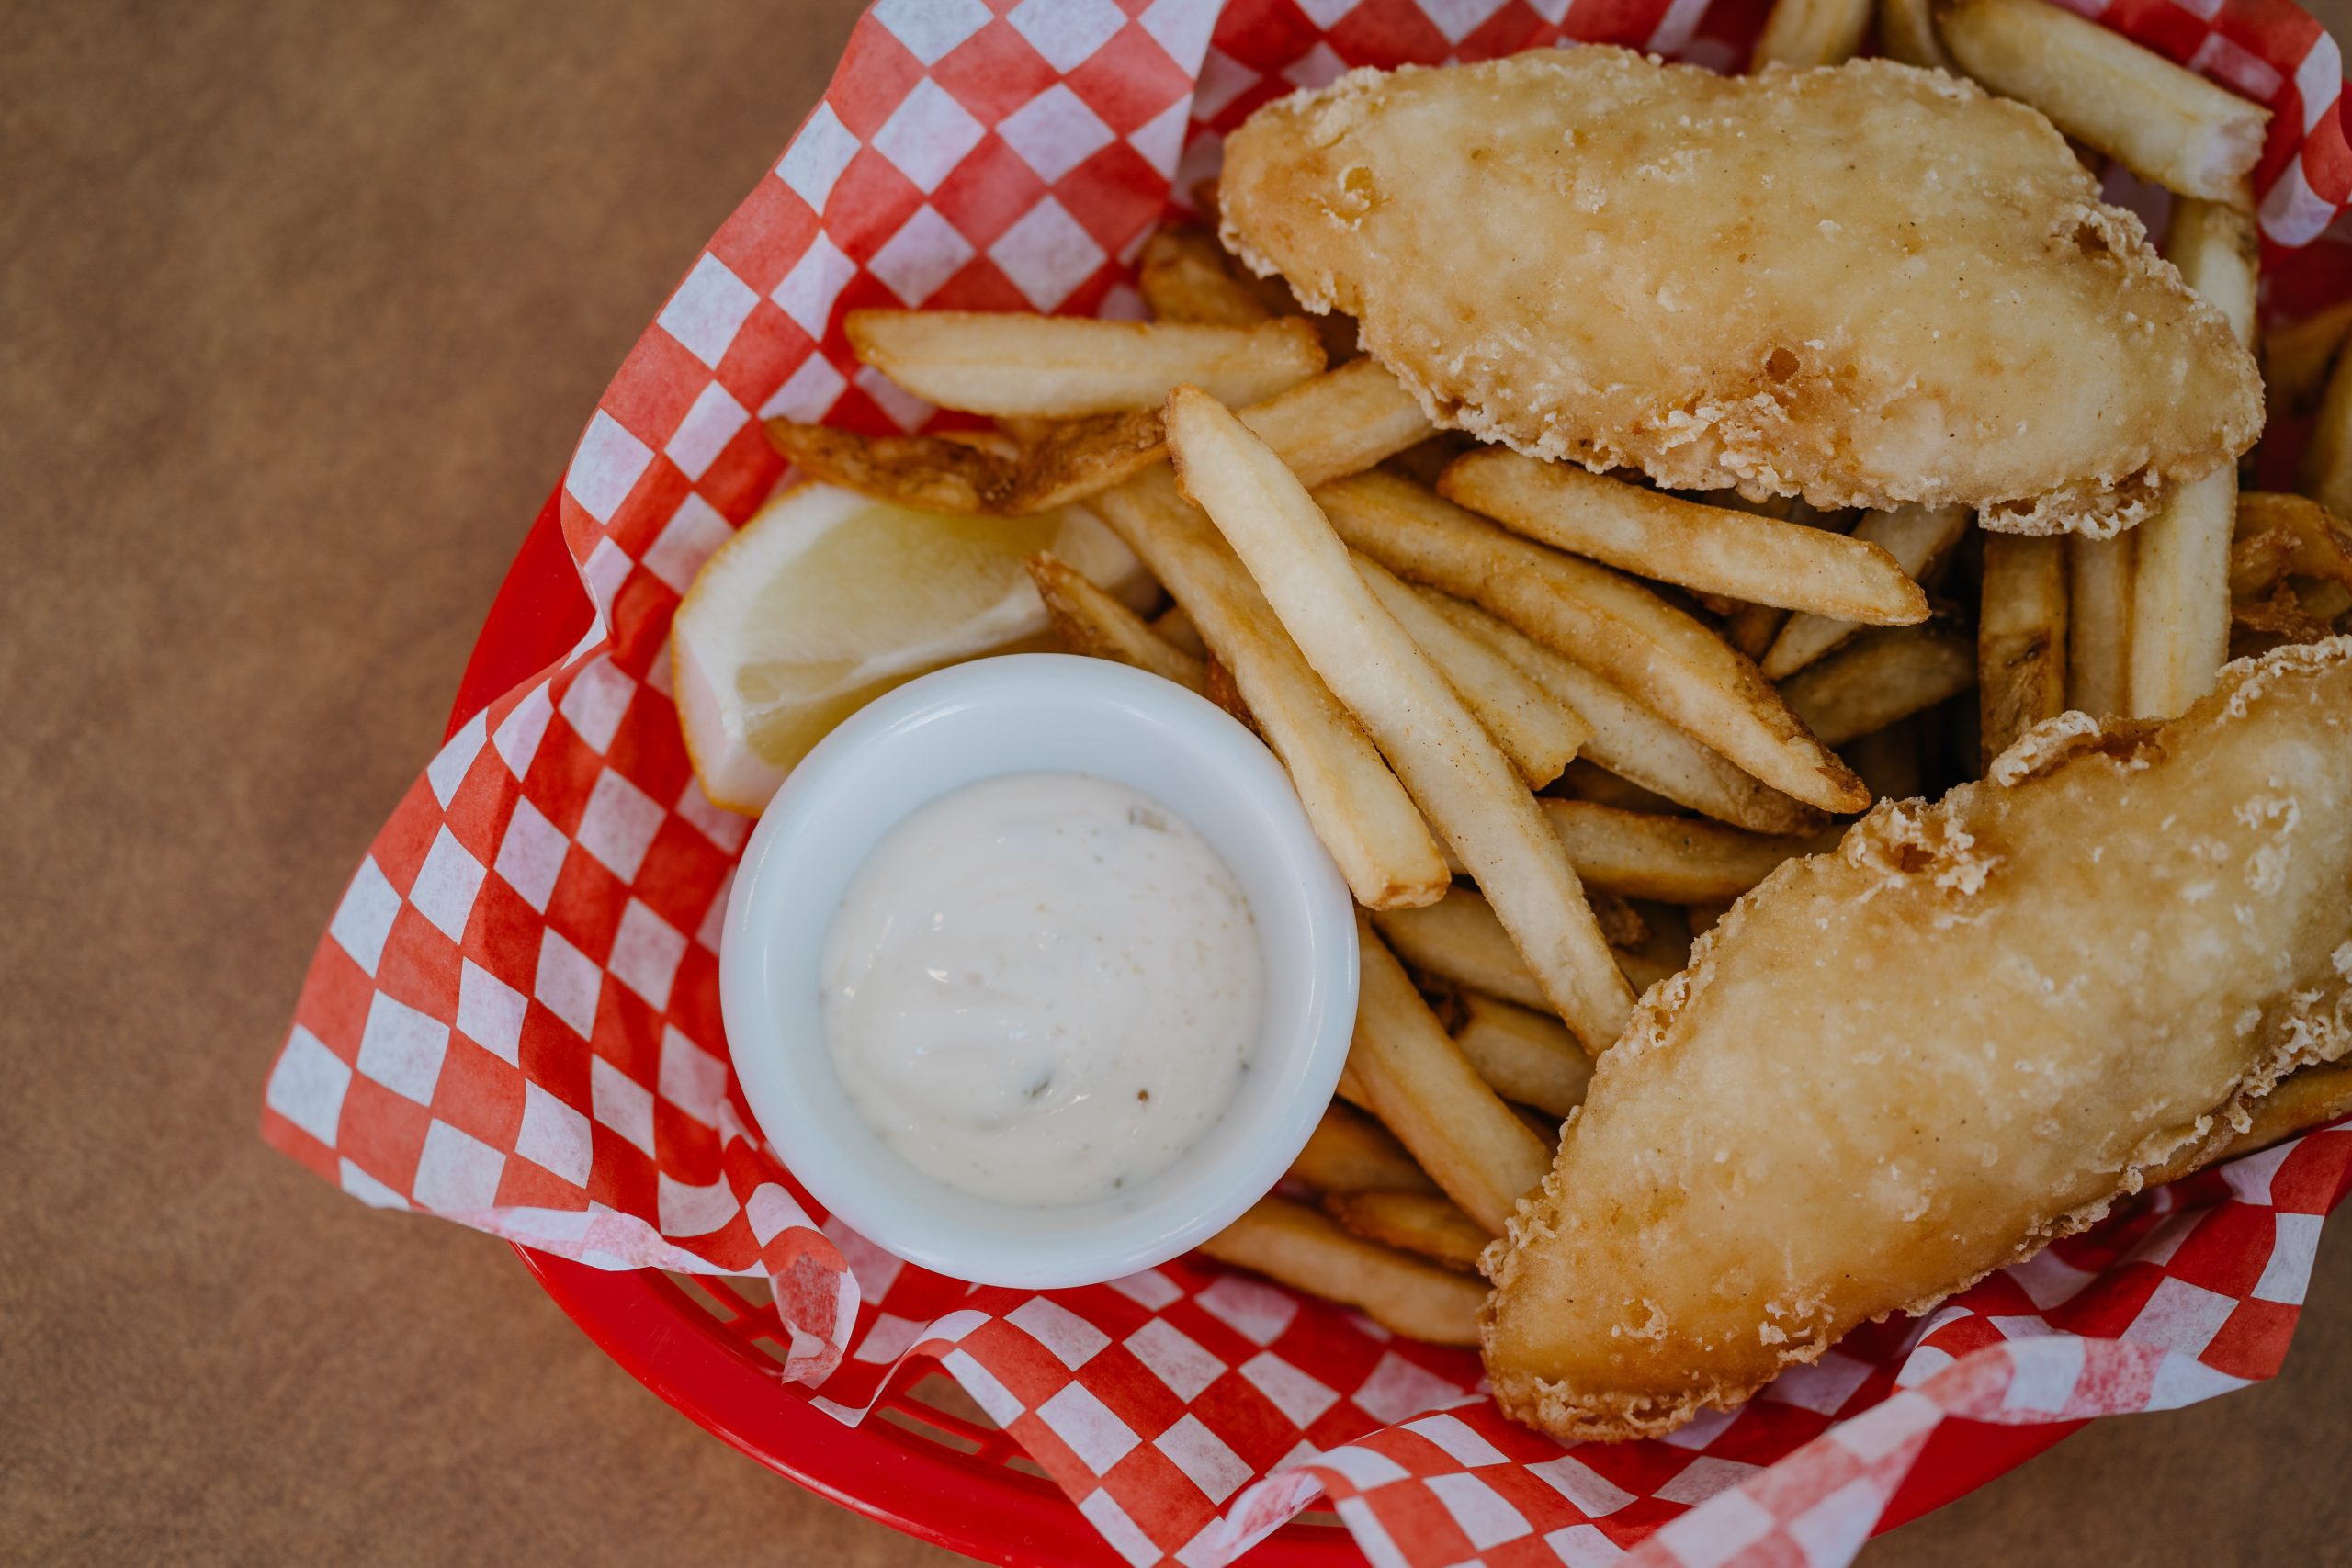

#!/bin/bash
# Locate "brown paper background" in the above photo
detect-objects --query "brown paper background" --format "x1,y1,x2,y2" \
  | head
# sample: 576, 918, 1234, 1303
4, 1, 2348, 1562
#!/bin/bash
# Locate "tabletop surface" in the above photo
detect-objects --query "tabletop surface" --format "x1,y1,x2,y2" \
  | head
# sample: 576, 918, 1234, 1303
6, 2, 2350, 1563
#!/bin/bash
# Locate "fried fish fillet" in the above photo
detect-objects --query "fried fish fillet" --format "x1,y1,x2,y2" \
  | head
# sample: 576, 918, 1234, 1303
1218, 51, 2263, 537
1483, 637, 2352, 1442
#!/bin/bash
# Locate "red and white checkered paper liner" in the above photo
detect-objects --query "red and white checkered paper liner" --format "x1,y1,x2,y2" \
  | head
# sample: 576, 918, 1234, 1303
265, 1, 2352, 1562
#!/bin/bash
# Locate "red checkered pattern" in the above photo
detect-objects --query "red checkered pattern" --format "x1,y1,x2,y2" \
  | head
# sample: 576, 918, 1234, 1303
2045, 0, 2348, 248
1176, 0, 2349, 243
266, 1, 2352, 1562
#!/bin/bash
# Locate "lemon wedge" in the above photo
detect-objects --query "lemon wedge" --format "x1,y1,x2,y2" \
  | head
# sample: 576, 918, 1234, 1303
673, 482, 1149, 812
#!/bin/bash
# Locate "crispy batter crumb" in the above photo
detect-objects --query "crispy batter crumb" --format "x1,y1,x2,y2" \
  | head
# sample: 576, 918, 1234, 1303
1483, 640, 2352, 1442
1221, 51, 2261, 536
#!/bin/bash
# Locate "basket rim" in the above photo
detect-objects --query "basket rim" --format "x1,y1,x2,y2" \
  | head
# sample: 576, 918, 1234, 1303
454, 487, 2084, 1565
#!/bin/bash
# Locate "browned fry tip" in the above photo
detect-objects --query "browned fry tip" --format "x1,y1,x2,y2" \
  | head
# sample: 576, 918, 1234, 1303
1201, 655, 1260, 733
764, 420, 1013, 513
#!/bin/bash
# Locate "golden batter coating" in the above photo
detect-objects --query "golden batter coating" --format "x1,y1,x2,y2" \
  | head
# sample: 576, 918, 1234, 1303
1219, 51, 2263, 537
1482, 638, 2352, 1442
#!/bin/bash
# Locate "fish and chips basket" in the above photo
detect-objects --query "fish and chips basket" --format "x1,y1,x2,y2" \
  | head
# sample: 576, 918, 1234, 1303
264, 1, 2352, 1562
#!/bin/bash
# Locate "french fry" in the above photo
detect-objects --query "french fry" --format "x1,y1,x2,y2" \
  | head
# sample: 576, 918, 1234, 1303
1139, 226, 1272, 326
1170, 189, 1358, 345
2129, 199, 2256, 719
2224, 495, 2352, 649
994, 416, 1057, 446
1179, 235, 1357, 357
1152, 602, 1206, 658
1317, 472, 1868, 813
1700, 506, 1857, 670
1780, 622, 1978, 748
1041, 358, 1426, 513
2301, 325, 2352, 519
1343, 919, 1555, 1232
2263, 299, 2352, 414
1512, 1102, 1563, 1150
1558, 758, 1681, 816
1198, 1196, 1487, 1343
1842, 717, 1926, 802
1878, 0, 1955, 70
1753, 0, 1873, 71
846, 311, 1325, 418
2229, 525, 2299, 602
2169, 197, 2262, 347
1977, 533, 2070, 766
1442, 452, 1927, 625
1723, 601, 1791, 661
1323, 1190, 1490, 1272
2302, 581, 2352, 622
1026, 552, 1205, 692
2142, 1062, 2352, 1188
763, 423, 1016, 513
1588, 890, 1650, 952
1437, 801, 1818, 902
1425, 592, 1826, 836
1239, 357, 1435, 490
2066, 532, 2136, 717
1169, 390, 1637, 1049
1614, 949, 1679, 995
1934, 0, 2268, 205
1761, 504, 1972, 679
2238, 1061, 2352, 1143
768, 407, 1165, 514
1453, 991, 1597, 1109
1373, 888, 1550, 1013
1201, 654, 1257, 730
1622, 897, 1695, 977
999, 409, 1175, 513
777, 358, 1428, 516
2233, 584, 2339, 649
1263, 288, 1363, 365
1288, 1101, 1441, 1195
1686, 898, 1736, 939
1356, 557, 1589, 787
1536, 798, 1826, 903
1385, 433, 1475, 489
1376, 887, 1660, 1015
1703, 491, 1799, 522
2237, 491, 2352, 592
933, 427, 1029, 460
1091, 466, 1449, 908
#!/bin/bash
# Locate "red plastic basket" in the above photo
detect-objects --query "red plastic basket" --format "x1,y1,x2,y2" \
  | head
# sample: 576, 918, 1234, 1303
446, 490, 2086, 1566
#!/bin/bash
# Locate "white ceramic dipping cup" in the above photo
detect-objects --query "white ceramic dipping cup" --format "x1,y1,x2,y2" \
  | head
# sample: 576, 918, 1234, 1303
720, 653, 1360, 1290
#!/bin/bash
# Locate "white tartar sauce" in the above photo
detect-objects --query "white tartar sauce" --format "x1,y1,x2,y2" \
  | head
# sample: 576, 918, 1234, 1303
820, 772, 1262, 1206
